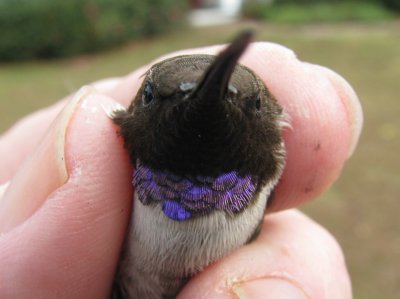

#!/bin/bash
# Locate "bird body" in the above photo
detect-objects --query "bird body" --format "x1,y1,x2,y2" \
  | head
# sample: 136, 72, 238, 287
112, 32, 286, 299
116, 185, 271, 298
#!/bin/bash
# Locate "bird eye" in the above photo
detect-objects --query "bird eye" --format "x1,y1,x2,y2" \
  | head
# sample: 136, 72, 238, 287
255, 94, 261, 111
142, 83, 154, 106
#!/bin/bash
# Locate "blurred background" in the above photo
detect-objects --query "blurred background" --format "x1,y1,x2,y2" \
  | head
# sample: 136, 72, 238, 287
0, 0, 399, 298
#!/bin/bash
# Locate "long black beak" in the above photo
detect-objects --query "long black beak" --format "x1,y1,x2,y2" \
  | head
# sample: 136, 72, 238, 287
191, 30, 253, 103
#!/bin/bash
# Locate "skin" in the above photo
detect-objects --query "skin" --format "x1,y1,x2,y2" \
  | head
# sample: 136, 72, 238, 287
0, 42, 362, 299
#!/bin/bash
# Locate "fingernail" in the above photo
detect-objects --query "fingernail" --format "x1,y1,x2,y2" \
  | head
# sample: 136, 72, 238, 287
233, 278, 309, 299
101, 101, 126, 119
0, 87, 94, 233
315, 65, 363, 158
0, 181, 10, 199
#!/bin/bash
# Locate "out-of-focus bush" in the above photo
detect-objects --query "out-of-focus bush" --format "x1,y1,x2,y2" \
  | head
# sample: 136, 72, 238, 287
382, 0, 400, 11
0, 0, 187, 61
243, 0, 395, 23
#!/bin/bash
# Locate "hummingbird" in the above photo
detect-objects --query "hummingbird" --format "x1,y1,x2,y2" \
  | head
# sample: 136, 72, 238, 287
111, 31, 286, 299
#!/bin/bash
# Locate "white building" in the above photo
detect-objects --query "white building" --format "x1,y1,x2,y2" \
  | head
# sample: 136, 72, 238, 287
189, 0, 243, 26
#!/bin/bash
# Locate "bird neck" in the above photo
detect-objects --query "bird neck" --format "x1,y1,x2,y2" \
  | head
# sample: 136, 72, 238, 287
133, 160, 259, 221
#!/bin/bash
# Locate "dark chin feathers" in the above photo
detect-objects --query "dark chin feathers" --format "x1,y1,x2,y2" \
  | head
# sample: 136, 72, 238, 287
112, 102, 284, 189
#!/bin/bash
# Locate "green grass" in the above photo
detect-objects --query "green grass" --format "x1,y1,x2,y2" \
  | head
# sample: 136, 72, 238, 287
243, 2, 395, 23
1, 21, 399, 299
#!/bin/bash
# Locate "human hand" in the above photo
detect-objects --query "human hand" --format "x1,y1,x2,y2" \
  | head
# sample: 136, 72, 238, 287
0, 42, 362, 298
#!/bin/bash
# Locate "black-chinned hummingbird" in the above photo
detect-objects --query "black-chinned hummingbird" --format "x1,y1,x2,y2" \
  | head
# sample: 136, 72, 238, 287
112, 31, 286, 299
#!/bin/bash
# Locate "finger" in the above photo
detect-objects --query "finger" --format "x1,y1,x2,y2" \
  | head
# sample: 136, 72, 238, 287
178, 210, 352, 299
0, 88, 132, 298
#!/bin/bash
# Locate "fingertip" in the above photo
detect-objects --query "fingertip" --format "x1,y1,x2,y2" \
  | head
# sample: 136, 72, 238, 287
236, 43, 359, 211
62, 87, 132, 249
311, 64, 363, 158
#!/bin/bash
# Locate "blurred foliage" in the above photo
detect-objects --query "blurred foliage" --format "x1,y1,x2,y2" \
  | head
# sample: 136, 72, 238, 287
0, 0, 187, 61
243, 0, 395, 23
382, 0, 400, 11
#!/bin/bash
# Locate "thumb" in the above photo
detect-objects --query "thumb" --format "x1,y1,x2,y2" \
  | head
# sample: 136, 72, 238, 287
0, 88, 132, 298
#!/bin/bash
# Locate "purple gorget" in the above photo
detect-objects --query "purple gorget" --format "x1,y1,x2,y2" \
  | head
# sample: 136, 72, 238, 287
133, 160, 259, 221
